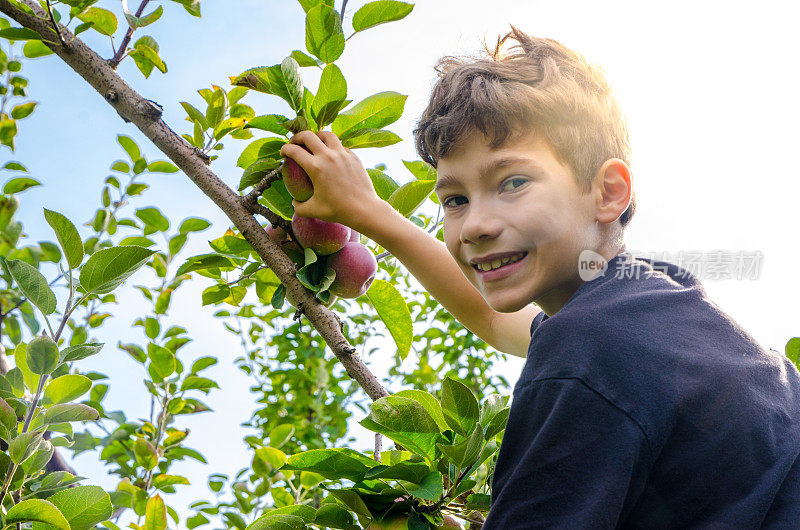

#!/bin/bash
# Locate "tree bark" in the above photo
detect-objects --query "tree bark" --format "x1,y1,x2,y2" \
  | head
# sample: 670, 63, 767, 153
0, 0, 389, 403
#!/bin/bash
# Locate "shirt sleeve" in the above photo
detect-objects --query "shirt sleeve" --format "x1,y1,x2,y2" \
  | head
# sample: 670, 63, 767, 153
484, 377, 652, 529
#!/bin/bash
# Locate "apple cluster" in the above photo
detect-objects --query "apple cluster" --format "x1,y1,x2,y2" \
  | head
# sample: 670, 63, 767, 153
267, 155, 378, 300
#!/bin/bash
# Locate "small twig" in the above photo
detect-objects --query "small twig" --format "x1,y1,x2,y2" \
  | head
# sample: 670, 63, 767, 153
243, 168, 282, 204
44, 0, 65, 47
373, 433, 382, 461
246, 202, 295, 241
108, 0, 150, 69
226, 265, 269, 287
340, 0, 349, 19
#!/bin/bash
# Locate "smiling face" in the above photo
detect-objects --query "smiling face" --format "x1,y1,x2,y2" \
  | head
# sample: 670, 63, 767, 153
435, 129, 625, 316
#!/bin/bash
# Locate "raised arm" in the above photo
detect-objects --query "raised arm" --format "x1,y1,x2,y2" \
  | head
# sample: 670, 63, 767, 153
281, 131, 539, 357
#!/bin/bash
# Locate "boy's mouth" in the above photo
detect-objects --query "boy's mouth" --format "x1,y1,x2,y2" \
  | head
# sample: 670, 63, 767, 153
472, 252, 528, 272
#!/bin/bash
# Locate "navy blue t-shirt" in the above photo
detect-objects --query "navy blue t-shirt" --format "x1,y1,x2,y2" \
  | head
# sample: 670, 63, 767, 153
484, 252, 800, 529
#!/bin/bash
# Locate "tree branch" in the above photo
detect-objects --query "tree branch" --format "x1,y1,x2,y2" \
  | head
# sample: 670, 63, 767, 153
0, 0, 389, 401
243, 167, 282, 205
108, 0, 150, 69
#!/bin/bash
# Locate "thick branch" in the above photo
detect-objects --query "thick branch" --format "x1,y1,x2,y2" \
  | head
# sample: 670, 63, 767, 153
0, 0, 389, 401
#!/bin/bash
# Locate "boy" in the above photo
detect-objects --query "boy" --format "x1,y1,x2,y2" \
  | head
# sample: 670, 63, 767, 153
280, 28, 800, 528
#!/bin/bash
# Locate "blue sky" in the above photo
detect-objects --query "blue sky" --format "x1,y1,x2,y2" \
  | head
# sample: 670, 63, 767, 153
3, 0, 800, 521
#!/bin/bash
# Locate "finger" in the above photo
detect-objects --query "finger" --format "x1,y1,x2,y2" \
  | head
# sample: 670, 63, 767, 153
318, 131, 343, 149
280, 142, 316, 170
287, 130, 326, 154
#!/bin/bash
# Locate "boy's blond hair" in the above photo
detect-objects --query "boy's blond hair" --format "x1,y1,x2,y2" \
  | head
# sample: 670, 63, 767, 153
414, 27, 636, 228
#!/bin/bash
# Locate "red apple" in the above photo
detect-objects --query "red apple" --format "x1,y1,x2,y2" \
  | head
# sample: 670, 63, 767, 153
282, 147, 314, 202
291, 214, 351, 256
327, 242, 378, 299
349, 229, 361, 242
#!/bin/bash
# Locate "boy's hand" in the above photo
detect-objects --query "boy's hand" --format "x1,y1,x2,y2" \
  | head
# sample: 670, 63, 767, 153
280, 131, 382, 234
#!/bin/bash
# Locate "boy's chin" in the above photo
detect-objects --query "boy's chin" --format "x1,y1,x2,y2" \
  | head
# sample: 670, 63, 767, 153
485, 294, 531, 314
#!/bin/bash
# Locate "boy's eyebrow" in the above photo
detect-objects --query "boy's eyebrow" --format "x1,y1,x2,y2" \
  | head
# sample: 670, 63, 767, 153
435, 156, 545, 193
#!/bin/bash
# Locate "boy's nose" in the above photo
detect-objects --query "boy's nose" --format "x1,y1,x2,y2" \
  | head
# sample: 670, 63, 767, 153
459, 204, 503, 244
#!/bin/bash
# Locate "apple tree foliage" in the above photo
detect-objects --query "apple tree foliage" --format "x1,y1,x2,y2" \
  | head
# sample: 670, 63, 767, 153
2, 1, 793, 530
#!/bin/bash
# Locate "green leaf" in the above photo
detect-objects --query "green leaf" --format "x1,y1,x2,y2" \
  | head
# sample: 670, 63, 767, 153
44, 208, 83, 269
27, 335, 59, 375
786, 337, 800, 370
402, 159, 437, 181
148, 344, 175, 382
314, 504, 356, 529
178, 217, 211, 233
23, 40, 54, 58
117, 135, 141, 162
144, 494, 167, 530
6, 499, 69, 529
2, 161, 27, 171
366, 280, 412, 360
352, 1, 414, 32
6, 258, 56, 315
239, 158, 281, 191
11, 101, 36, 120
363, 460, 431, 484
148, 160, 179, 173
366, 168, 400, 201
394, 389, 448, 431
312, 64, 347, 129
180, 101, 208, 129
484, 407, 510, 440
438, 425, 484, 469
407, 471, 443, 501
180, 375, 219, 394
137, 5, 164, 27
290, 49, 321, 67
3, 176, 39, 194
269, 424, 294, 448
284, 447, 378, 481
326, 489, 372, 527
60, 342, 104, 363
280, 56, 304, 112
0, 397, 16, 431
0, 27, 44, 41
341, 128, 401, 149
135, 207, 170, 232
44, 374, 92, 405
388, 179, 436, 218
261, 179, 295, 220
441, 377, 480, 437
361, 396, 441, 461
9, 430, 43, 464
44, 403, 100, 424
152, 474, 190, 490
332, 91, 406, 138
247, 513, 307, 530
237, 137, 286, 169
305, 4, 345, 64
245, 114, 289, 135
77, 7, 118, 35
231, 65, 304, 112
79, 245, 155, 294
134, 438, 159, 470
39, 485, 113, 530
297, 0, 333, 12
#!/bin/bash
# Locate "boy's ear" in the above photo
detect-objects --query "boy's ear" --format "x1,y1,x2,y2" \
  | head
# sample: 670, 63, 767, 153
593, 158, 632, 224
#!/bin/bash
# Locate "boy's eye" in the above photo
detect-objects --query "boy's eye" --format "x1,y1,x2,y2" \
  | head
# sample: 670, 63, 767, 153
500, 177, 527, 191
443, 196, 467, 208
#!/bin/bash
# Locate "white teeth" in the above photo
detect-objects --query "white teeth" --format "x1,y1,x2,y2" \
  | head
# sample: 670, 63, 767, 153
475, 253, 524, 272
